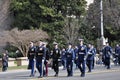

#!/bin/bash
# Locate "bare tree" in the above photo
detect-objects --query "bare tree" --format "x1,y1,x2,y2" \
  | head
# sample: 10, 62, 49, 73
63, 17, 80, 45
0, 0, 11, 30
0, 28, 49, 57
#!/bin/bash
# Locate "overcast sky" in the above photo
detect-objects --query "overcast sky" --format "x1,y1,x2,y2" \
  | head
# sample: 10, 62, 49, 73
86, 0, 94, 6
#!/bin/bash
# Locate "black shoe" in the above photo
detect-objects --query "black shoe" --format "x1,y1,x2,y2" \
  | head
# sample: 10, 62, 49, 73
70, 74, 73, 77
54, 74, 58, 77
81, 73, 85, 77
38, 76, 43, 78
67, 74, 70, 77
43, 74, 47, 77
107, 67, 111, 69
88, 70, 91, 73
29, 74, 34, 77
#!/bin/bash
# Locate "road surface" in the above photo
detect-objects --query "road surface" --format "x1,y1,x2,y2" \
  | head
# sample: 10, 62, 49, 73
0, 65, 120, 80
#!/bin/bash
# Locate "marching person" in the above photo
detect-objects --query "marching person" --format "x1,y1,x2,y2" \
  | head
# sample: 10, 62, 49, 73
43, 42, 50, 77
86, 44, 95, 72
61, 48, 66, 70
51, 42, 60, 77
102, 42, 112, 69
66, 43, 75, 77
2, 52, 8, 72
77, 39, 87, 77
115, 44, 120, 65
27, 41, 36, 77
92, 45, 96, 69
74, 46, 78, 69
36, 41, 46, 78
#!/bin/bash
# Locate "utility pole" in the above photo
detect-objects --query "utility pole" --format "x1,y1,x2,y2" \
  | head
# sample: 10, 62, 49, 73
97, 0, 108, 50
100, 0, 108, 46
100, 0, 104, 38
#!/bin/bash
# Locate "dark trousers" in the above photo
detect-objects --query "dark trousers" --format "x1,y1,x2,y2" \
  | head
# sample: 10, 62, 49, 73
2, 61, 8, 72
36, 60, 43, 76
44, 61, 48, 76
86, 60, 93, 72
53, 60, 59, 75
92, 58, 95, 69
77, 60, 86, 74
62, 59, 66, 69
118, 55, 120, 65
29, 59, 35, 75
66, 60, 73, 76
105, 57, 110, 69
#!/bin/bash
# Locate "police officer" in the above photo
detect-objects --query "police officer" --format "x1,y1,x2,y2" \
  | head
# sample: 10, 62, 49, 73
66, 43, 75, 77
102, 42, 112, 69
51, 42, 60, 77
92, 45, 96, 69
43, 42, 50, 77
61, 48, 66, 70
74, 46, 78, 69
27, 41, 36, 77
86, 44, 95, 72
36, 41, 46, 78
115, 44, 120, 65
77, 39, 87, 77
101, 45, 106, 66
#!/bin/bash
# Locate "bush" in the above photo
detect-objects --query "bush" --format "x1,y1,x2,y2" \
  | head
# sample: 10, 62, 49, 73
0, 53, 2, 58
8, 52, 23, 58
8, 52, 17, 58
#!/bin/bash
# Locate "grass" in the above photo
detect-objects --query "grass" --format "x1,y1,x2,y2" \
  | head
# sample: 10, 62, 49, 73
0, 65, 27, 72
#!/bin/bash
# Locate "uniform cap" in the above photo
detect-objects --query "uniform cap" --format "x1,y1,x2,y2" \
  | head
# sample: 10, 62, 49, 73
53, 42, 58, 45
78, 38, 84, 41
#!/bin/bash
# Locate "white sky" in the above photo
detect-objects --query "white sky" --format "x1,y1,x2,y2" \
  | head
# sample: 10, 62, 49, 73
86, 0, 94, 9
86, 0, 94, 5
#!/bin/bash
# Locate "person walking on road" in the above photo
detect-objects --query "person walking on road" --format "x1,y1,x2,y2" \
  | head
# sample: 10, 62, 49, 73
102, 42, 112, 69
36, 41, 46, 78
86, 44, 95, 72
51, 42, 60, 77
27, 41, 36, 77
77, 39, 87, 77
66, 43, 75, 77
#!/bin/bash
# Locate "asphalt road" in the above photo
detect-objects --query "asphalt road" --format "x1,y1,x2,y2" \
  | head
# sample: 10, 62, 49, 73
0, 65, 120, 80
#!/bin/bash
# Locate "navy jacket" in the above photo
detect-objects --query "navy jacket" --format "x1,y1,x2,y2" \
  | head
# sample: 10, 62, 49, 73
52, 48, 60, 61
61, 50, 66, 60
74, 48, 78, 60
27, 46, 36, 60
103, 46, 112, 58
115, 46, 120, 55
66, 48, 75, 61
36, 46, 46, 61
87, 48, 95, 60
77, 45, 87, 61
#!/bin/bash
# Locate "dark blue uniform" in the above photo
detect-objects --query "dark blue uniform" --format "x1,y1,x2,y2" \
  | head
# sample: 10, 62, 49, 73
44, 47, 50, 76
115, 45, 120, 65
61, 49, 66, 70
74, 47, 78, 69
27, 46, 36, 76
36, 46, 46, 78
52, 48, 60, 76
77, 45, 87, 77
92, 47, 96, 69
103, 45, 112, 69
66, 48, 75, 76
86, 47, 95, 72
